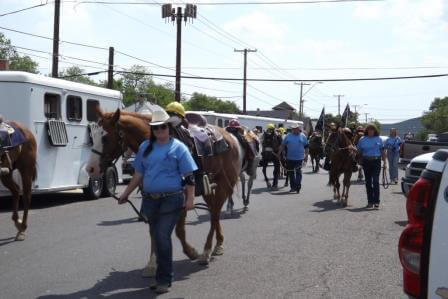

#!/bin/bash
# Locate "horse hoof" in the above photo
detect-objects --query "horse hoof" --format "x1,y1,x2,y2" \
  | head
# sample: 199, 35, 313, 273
186, 248, 199, 261
142, 266, 156, 278
15, 232, 25, 241
198, 254, 210, 265
212, 245, 224, 256
243, 206, 249, 212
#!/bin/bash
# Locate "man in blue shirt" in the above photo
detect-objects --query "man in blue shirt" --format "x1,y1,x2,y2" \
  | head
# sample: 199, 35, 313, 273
384, 128, 402, 184
278, 123, 309, 193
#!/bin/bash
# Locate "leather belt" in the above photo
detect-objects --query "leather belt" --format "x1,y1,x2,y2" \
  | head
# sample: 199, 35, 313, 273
143, 190, 183, 200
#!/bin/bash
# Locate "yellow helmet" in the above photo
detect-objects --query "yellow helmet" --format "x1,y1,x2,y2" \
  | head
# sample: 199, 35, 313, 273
278, 127, 285, 134
165, 102, 185, 117
267, 123, 275, 130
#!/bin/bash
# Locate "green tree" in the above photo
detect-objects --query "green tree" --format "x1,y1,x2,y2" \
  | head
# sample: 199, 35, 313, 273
184, 92, 240, 113
59, 66, 98, 86
0, 32, 38, 73
421, 97, 448, 133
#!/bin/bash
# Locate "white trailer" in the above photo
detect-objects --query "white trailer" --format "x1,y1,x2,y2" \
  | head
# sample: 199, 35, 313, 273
187, 111, 303, 132
0, 71, 123, 199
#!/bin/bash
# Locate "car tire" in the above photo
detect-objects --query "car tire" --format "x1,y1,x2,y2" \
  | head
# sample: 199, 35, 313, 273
102, 167, 117, 197
83, 177, 103, 200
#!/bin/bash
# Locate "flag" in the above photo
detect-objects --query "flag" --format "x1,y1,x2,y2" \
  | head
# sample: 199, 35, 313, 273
341, 104, 351, 127
315, 107, 325, 132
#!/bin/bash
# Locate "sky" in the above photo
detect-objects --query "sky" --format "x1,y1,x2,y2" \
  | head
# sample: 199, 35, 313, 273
1, 0, 448, 124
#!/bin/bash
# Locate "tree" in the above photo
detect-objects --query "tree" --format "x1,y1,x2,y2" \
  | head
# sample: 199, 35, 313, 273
59, 66, 98, 86
421, 97, 448, 133
0, 32, 38, 73
184, 92, 240, 114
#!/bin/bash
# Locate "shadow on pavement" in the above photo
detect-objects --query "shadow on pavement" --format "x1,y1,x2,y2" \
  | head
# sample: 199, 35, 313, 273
394, 220, 407, 227
310, 199, 342, 212
186, 209, 244, 226
0, 192, 92, 213
250, 187, 271, 194
0, 237, 16, 247
97, 217, 141, 226
36, 259, 204, 299
346, 206, 370, 213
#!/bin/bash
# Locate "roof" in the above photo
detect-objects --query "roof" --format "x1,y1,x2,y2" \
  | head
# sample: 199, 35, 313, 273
272, 101, 296, 111
0, 71, 122, 99
247, 109, 301, 121
125, 101, 164, 115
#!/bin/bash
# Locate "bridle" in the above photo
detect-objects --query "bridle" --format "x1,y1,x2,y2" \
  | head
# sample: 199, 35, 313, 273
91, 123, 128, 172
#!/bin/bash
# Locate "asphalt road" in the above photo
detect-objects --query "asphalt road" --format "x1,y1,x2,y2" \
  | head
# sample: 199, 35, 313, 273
0, 165, 407, 299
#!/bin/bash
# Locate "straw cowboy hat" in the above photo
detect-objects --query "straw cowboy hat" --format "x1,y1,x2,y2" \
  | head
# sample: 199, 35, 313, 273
290, 123, 300, 129
150, 109, 170, 126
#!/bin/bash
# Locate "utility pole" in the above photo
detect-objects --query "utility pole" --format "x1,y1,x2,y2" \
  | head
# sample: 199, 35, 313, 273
162, 3, 197, 102
364, 113, 369, 123
52, 0, 61, 77
235, 48, 257, 114
107, 47, 114, 89
334, 94, 344, 116
294, 82, 310, 119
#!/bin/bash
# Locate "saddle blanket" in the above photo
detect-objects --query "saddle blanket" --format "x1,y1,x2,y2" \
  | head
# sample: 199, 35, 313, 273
188, 124, 228, 157
0, 122, 26, 148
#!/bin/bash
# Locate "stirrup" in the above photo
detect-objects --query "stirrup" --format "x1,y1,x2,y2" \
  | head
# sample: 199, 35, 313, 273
203, 175, 217, 196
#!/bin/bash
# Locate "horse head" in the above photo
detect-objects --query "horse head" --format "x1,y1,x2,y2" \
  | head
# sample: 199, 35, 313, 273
87, 106, 151, 177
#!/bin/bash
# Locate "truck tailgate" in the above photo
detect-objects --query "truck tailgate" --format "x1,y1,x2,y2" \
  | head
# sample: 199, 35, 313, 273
428, 172, 448, 298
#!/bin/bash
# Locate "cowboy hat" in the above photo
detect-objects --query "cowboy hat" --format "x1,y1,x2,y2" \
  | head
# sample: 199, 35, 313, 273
290, 123, 300, 129
150, 110, 170, 126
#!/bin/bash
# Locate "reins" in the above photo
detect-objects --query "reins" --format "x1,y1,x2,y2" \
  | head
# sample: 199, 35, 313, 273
381, 164, 390, 189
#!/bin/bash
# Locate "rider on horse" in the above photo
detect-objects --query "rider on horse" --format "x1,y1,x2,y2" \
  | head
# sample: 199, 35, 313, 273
225, 119, 255, 176
260, 123, 282, 189
323, 122, 338, 170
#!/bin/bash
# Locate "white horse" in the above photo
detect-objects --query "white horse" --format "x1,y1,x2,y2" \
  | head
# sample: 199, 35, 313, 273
226, 130, 261, 216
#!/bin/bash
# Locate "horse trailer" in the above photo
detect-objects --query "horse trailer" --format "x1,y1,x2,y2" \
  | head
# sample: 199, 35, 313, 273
187, 111, 303, 133
0, 71, 123, 199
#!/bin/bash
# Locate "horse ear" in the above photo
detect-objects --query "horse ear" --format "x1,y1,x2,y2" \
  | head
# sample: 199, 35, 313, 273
95, 104, 104, 120
112, 109, 120, 124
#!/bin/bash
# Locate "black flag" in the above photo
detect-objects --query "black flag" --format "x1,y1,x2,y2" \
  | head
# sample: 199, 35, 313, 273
341, 104, 350, 127
315, 107, 325, 131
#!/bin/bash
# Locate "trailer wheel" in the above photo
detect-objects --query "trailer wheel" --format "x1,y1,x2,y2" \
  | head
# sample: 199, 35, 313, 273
83, 177, 103, 200
102, 167, 117, 197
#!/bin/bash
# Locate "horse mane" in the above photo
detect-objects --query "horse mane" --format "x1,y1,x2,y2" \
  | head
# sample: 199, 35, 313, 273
102, 110, 152, 122
244, 130, 259, 142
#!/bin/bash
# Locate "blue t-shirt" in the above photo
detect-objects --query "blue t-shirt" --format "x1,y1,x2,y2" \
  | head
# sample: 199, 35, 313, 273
133, 138, 198, 193
385, 136, 402, 153
282, 133, 309, 161
357, 136, 384, 157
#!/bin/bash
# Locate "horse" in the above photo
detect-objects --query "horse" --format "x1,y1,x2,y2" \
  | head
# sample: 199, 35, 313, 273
260, 131, 282, 190
308, 134, 323, 173
87, 107, 241, 269
0, 120, 37, 241
329, 128, 357, 207
226, 130, 261, 216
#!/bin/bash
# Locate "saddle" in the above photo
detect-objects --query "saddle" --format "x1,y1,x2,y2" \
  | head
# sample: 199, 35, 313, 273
185, 113, 229, 157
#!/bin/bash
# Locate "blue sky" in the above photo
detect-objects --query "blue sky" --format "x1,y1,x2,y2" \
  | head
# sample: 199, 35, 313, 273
2, 0, 448, 124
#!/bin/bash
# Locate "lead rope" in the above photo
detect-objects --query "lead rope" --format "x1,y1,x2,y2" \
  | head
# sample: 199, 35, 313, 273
382, 163, 390, 189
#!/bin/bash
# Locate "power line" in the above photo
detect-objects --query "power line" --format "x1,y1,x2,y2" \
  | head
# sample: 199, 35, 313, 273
0, 2, 49, 17
62, 0, 384, 6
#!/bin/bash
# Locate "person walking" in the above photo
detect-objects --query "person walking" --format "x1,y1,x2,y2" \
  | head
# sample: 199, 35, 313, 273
385, 128, 402, 184
118, 110, 198, 294
357, 124, 387, 209
278, 123, 309, 194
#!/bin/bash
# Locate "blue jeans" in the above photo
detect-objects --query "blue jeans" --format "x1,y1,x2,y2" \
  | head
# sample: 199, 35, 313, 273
362, 159, 381, 204
287, 159, 303, 191
387, 151, 399, 181
142, 193, 184, 284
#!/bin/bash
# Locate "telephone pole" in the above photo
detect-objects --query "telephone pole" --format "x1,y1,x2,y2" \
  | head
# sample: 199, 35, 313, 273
334, 94, 344, 116
162, 4, 197, 102
235, 48, 257, 114
52, 0, 61, 77
107, 47, 114, 89
294, 82, 310, 119
364, 113, 369, 123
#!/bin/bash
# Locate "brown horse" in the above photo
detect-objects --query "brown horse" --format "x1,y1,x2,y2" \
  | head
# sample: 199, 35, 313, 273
0, 120, 37, 241
87, 107, 241, 268
308, 134, 323, 173
329, 128, 356, 207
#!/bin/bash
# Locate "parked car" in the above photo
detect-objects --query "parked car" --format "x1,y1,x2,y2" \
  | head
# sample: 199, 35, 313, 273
398, 149, 448, 298
401, 152, 434, 196
399, 140, 448, 167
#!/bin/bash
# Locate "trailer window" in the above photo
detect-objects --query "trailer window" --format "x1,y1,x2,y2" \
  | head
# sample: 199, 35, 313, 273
224, 119, 230, 127
67, 95, 82, 122
44, 93, 61, 119
87, 99, 100, 122
217, 119, 223, 128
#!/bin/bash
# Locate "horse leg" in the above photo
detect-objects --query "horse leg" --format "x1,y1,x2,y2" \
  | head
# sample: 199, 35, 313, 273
175, 210, 199, 260
315, 157, 320, 173
212, 191, 227, 257
241, 173, 247, 207
262, 163, 271, 189
245, 175, 254, 210
226, 195, 234, 217
198, 195, 216, 265
343, 172, 352, 207
1, 174, 22, 240
142, 232, 157, 277
16, 168, 33, 239
335, 176, 341, 203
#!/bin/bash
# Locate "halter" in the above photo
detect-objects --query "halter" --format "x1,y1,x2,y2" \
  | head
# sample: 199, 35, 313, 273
91, 124, 128, 171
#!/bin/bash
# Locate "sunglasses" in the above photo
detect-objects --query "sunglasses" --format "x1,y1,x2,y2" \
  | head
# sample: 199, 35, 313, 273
152, 124, 168, 131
